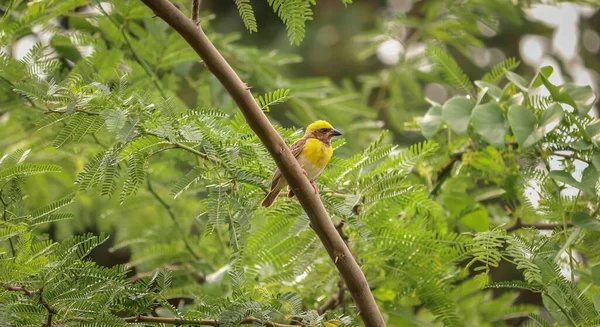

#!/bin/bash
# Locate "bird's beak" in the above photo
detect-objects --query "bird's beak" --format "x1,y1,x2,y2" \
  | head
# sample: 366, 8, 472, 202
331, 128, 343, 136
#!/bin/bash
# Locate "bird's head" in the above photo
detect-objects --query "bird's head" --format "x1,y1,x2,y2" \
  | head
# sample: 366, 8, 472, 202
305, 120, 343, 144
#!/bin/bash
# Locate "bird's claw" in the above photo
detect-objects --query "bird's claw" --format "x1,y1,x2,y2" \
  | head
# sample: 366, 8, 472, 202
311, 181, 319, 194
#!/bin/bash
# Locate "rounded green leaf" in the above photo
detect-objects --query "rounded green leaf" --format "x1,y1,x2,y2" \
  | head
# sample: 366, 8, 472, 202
592, 264, 600, 286
475, 80, 502, 101
471, 102, 506, 148
538, 103, 564, 132
417, 105, 443, 139
442, 96, 475, 135
505, 71, 529, 91
563, 84, 596, 116
572, 212, 600, 231
530, 66, 554, 88
508, 105, 536, 147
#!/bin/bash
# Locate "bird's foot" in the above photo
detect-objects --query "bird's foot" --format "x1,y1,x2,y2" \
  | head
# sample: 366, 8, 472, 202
310, 181, 319, 194
287, 186, 295, 200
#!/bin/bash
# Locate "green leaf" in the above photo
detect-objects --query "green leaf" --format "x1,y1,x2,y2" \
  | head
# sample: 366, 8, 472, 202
530, 66, 553, 88
592, 153, 600, 171
102, 109, 128, 133
505, 71, 528, 91
481, 57, 520, 85
548, 171, 580, 188
475, 80, 502, 101
580, 165, 600, 195
571, 212, 600, 231
235, 0, 258, 33
508, 105, 536, 147
471, 102, 506, 148
417, 105, 442, 138
459, 208, 490, 232
592, 264, 600, 286
539, 74, 578, 110
594, 295, 600, 312
426, 44, 474, 96
562, 84, 596, 116
522, 103, 564, 148
442, 96, 475, 135
0, 163, 61, 180
50, 35, 82, 63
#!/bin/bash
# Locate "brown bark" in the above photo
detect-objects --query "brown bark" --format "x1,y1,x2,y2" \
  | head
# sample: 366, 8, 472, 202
137, 1, 386, 326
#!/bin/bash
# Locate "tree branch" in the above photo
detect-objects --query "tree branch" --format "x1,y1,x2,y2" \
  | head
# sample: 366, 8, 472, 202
2, 285, 57, 327
317, 281, 346, 315
504, 217, 574, 233
136, 1, 386, 325
191, 0, 200, 25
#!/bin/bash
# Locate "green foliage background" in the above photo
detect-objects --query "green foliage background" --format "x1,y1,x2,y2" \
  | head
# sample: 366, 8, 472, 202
1, 0, 600, 326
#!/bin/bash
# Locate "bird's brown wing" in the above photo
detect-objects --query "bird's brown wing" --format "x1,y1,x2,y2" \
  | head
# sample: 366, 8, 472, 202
268, 137, 307, 190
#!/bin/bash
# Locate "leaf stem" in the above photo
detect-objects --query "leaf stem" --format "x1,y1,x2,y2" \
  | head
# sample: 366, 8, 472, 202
146, 179, 201, 260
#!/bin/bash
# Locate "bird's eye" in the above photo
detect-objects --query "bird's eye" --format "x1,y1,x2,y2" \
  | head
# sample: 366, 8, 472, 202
320, 128, 329, 132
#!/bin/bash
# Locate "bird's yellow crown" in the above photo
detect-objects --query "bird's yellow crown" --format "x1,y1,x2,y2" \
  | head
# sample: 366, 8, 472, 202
306, 120, 333, 133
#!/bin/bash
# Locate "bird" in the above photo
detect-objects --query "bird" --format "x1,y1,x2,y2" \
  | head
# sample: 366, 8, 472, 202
261, 120, 343, 208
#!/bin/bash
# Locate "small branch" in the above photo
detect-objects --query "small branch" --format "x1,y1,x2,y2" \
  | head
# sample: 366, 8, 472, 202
504, 217, 574, 233
94, 0, 166, 98
130, 264, 205, 284
44, 108, 100, 116
551, 152, 591, 164
429, 155, 461, 196
3, 285, 33, 296
191, 0, 200, 26
146, 179, 201, 260
2, 285, 57, 327
317, 281, 346, 315
1, 205, 15, 258
123, 315, 298, 327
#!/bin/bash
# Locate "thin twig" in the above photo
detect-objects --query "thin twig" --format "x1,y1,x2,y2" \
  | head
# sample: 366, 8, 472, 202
130, 264, 205, 284
551, 152, 591, 164
191, 0, 200, 26
3, 285, 299, 327
146, 179, 201, 260
317, 281, 346, 315
504, 217, 574, 233
2, 285, 57, 327
124, 315, 299, 327
0, 193, 15, 258
93, 0, 166, 98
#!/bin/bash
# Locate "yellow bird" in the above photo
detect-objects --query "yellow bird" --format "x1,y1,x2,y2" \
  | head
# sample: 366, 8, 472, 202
261, 120, 343, 208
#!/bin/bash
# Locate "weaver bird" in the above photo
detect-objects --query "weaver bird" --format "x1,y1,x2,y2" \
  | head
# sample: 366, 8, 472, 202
261, 120, 343, 208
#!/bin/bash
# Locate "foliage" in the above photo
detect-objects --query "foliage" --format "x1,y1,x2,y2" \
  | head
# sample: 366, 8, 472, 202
1, 0, 600, 327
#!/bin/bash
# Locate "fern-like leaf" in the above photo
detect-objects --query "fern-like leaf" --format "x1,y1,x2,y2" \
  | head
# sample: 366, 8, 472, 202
235, 0, 258, 33
256, 88, 291, 111
482, 57, 520, 85
0, 163, 61, 181
268, 0, 313, 45
170, 167, 203, 199
426, 44, 474, 96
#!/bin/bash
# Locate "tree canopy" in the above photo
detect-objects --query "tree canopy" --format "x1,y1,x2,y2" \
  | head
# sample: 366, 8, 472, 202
1, 0, 600, 326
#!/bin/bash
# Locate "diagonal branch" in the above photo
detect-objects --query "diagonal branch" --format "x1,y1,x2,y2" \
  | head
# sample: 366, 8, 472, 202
136, 1, 386, 326
505, 217, 574, 233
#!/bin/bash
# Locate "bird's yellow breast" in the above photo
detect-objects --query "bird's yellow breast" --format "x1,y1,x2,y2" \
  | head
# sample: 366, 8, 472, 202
301, 138, 333, 168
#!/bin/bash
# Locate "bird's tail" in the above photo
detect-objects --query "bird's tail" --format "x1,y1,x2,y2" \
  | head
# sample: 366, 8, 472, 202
261, 189, 280, 208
